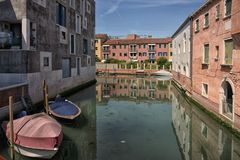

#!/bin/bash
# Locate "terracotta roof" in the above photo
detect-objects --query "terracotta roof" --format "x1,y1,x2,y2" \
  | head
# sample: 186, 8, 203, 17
104, 37, 172, 45
96, 34, 108, 39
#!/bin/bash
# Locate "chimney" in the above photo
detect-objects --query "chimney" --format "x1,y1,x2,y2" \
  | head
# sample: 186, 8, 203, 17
127, 34, 137, 40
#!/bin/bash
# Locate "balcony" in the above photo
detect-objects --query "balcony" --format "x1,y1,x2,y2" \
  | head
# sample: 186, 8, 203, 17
148, 48, 156, 52
0, 50, 38, 73
0, 24, 22, 50
129, 49, 137, 53
130, 53, 138, 60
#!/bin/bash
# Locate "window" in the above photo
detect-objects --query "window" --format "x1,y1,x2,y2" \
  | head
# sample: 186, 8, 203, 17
70, 34, 75, 54
158, 52, 162, 56
170, 43, 172, 48
59, 26, 67, 44
120, 53, 122, 56
216, 4, 221, 20
139, 45, 141, 49
124, 45, 127, 49
139, 52, 142, 56
87, 56, 91, 66
87, 1, 91, 14
183, 33, 186, 53
204, 13, 209, 28
159, 44, 162, 48
76, 14, 81, 34
30, 22, 36, 49
224, 0, 232, 17
143, 52, 147, 56
62, 58, 71, 78
124, 53, 127, 57
83, 39, 88, 54
164, 44, 167, 48
224, 39, 233, 65
202, 83, 208, 97
119, 45, 122, 49
70, 0, 75, 9
201, 122, 208, 138
33, 0, 46, 7
163, 52, 168, 56
96, 47, 98, 50
143, 44, 146, 48
170, 52, 173, 56
56, 2, 66, 27
91, 39, 94, 50
43, 57, 49, 67
77, 57, 81, 75
112, 45, 116, 49
83, 17, 88, 29
195, 19, 200, 32
203, 44, 209, 64
112, 53, 116, 57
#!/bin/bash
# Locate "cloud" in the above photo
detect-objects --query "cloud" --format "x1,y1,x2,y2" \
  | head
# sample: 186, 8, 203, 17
123, 0, 203, 9
100, 0, 124, 17
100, 0, 203, 17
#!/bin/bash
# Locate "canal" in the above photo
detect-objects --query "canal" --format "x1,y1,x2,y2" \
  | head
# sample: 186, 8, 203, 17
0, 75, 240, 160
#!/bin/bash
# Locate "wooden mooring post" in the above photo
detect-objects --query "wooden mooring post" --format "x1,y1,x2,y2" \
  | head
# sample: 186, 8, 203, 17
42, 80, 49, 115
9, 96, 15, 160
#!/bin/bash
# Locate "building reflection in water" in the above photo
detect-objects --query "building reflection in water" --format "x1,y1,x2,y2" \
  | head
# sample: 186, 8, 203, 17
171, 86, 240, 160
96, 75, 172, 104
54, 85, 97, 160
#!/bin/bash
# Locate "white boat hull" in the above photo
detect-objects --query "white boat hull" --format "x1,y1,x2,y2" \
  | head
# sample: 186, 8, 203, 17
14, 144, 58, 159
152, 71, 172, 76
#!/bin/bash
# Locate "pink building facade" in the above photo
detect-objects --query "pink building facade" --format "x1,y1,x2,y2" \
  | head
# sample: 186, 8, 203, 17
102, 34, 172, 63
191, 0, 240, 129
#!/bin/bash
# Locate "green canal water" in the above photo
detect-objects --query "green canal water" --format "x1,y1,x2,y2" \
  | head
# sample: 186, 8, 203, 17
1, 75, 240, 160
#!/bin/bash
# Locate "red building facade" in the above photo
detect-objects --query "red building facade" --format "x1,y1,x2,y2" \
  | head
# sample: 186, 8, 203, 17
191, 0, 240, 128
101, 34, 172, 63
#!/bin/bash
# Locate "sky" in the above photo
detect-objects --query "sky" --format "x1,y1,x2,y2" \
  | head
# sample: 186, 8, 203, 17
96, 0, 205, 37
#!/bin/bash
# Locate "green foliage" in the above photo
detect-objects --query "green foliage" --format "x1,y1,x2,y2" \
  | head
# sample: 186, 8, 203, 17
157, 57, 168, 66
95, 55, 101, 62
105, 58, 126, 64
165, 61, 172, 69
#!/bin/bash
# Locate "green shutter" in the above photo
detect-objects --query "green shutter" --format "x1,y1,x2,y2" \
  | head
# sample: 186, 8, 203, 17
225, 39, 233, 64
204, 44, 209, 63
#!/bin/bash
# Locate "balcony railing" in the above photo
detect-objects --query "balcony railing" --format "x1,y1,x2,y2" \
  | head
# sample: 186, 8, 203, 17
148, 48, 156, 52
129, 49, 137, 53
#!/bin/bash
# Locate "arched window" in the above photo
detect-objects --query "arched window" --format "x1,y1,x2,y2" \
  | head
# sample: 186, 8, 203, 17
221, 80, 234, 119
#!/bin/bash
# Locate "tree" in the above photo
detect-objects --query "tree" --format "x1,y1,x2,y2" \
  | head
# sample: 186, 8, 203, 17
96, 55, 101, 62
157, 57, 168, 66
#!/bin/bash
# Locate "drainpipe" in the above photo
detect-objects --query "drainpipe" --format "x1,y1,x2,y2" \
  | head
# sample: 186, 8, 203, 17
190, 16, 193, 92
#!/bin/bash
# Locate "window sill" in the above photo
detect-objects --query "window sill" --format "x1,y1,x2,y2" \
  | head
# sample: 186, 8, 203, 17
202, 94, 208, 99
195, 30, 200, 33
223, 15, 231, 20
203, 25, 209, 29
221, 64, 232, 68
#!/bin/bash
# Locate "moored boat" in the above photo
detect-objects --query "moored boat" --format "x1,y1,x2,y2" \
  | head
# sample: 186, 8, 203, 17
151, 70, 172, 76
2, 113, 63, 159
0, 155, 5, 160
49, 97, 81, 120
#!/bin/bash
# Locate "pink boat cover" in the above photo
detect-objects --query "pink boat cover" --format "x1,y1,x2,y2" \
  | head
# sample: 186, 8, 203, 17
6, 113, 63, 150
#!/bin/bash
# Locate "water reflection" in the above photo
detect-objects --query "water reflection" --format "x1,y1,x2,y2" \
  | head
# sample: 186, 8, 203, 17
96, 75, 172, 103
96, 76, 181, 160
171, 86, 240, 160
0, 76, 240, 160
